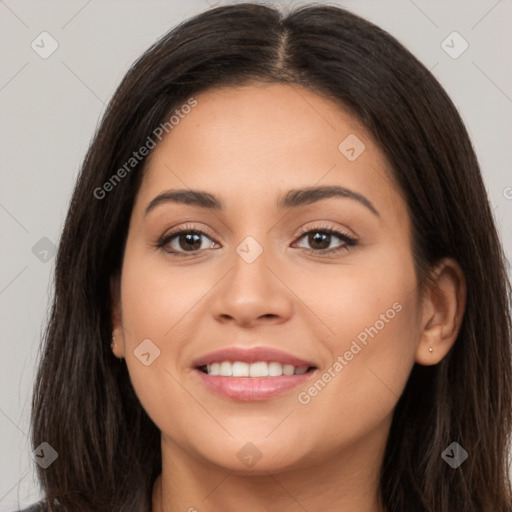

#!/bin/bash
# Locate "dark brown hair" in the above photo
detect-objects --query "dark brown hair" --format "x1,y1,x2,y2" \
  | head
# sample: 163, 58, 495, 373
31, 3, 512, 511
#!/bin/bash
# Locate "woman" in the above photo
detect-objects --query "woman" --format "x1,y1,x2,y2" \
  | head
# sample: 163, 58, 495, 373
18, 2, 512, 511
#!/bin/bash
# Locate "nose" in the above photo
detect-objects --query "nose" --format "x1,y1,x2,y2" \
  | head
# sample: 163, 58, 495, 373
210, 242, 293, 328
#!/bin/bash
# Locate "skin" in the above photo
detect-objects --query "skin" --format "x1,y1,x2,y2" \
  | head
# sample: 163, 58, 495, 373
111, 83, 466, 512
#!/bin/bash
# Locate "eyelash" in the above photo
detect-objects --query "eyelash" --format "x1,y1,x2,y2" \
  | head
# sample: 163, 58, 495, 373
155, 223, 358, 258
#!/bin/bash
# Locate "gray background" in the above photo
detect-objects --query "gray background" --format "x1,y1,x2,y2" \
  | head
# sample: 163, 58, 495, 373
1, 0, 511, 509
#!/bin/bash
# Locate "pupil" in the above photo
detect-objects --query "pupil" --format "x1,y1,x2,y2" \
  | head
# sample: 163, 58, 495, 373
180, 232, 201, 251
309, 232, 329, 250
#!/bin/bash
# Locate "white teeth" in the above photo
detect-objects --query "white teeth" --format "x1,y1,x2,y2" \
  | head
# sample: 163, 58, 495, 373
268, 362, 283, 376
203, 361, 311, 377
219, 361, 232, 377
283, 364, 295, 376
232, 361, 249, 377
249, 362, 268, 377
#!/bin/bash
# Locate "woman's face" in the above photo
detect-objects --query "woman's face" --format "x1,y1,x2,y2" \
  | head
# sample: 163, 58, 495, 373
113, 83, 423, 473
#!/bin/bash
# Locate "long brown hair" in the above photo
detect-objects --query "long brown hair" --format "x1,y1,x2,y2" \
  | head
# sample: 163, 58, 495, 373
31, 3, 512, 511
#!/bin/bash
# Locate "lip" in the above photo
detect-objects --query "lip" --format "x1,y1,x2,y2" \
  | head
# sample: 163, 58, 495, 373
191, 346, 318, 401
193, 368, 318, 401
192, 346, 316, 368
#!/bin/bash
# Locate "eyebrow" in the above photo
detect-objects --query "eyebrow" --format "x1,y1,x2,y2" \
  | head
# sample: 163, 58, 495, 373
144, 185, 380, 217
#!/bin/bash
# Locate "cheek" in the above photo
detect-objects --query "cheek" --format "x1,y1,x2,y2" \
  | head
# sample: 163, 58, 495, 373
309, 297, 418, 451
334, 249, 420, 384
117, 249, 209, 429
120, 245, 213, 344
296, 253, 420, 440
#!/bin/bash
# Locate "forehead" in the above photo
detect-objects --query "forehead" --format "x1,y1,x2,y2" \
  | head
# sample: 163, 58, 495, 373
136, 83, 405, 221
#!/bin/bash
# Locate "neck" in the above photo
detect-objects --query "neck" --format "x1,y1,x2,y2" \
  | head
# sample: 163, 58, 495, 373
152, 418, 390, 512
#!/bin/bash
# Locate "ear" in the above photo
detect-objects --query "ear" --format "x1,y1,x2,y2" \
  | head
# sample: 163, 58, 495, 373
110, 274, 126, 359
415, 258, 466, 366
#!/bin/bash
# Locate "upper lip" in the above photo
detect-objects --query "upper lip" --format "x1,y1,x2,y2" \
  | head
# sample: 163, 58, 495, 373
192, 347, 317, 368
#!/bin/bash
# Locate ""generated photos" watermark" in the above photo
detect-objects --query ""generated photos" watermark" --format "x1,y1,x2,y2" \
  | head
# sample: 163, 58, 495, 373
297, 301, 403, 405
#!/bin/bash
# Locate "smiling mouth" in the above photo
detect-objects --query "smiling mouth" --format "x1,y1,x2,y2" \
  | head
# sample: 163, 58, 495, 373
197, 361, 317, 377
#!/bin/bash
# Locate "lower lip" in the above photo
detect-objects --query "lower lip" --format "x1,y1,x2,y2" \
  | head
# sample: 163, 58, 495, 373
193, 368, 316, 401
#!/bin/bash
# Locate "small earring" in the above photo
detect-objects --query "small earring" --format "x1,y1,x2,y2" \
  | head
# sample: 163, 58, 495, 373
429, 347, 433, 353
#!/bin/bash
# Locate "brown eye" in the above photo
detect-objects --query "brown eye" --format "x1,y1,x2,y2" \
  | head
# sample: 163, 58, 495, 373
293, 227, 357, 255
157, 227, 218, 255
306, 231, 332, 250
173, 231, 203, 252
